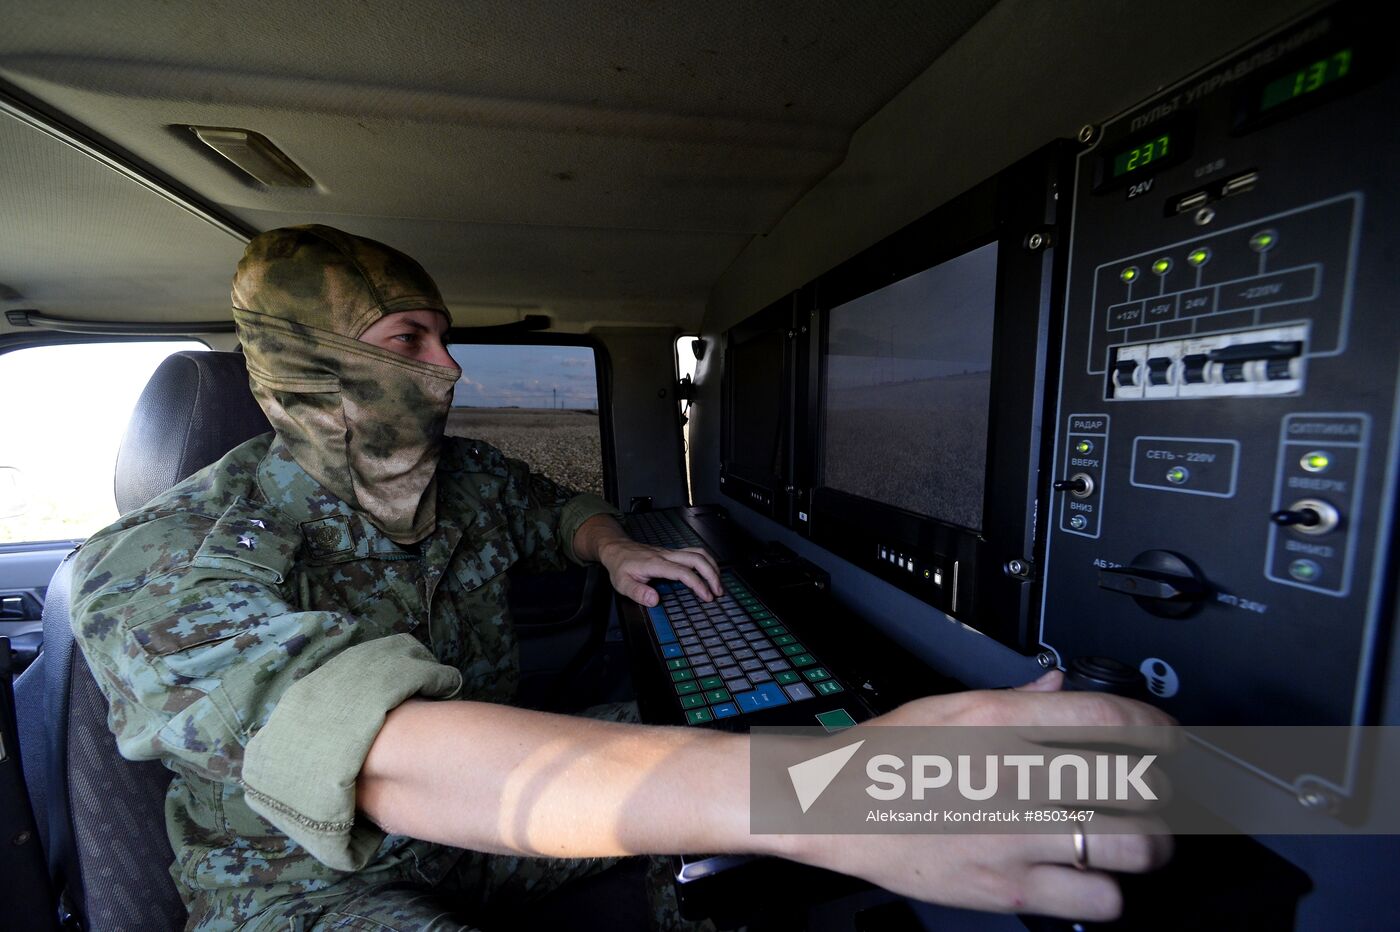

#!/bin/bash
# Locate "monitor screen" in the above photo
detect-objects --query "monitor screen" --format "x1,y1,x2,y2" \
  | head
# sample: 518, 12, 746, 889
727, 328, 786, 478
821, 241, 998, 531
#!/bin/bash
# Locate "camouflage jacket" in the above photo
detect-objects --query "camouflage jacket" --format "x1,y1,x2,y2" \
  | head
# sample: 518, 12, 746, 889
70, 432, 618, 930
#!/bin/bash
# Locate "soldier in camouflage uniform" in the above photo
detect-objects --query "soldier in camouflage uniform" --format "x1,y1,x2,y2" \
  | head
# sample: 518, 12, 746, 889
70, 226, 722, 930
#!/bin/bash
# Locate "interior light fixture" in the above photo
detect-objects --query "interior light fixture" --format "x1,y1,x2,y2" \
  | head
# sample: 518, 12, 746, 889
188, 126, 314, 188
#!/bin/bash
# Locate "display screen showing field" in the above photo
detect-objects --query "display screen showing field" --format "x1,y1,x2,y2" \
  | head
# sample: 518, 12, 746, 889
1112, 133, 1172, 178
822, 242, 997, 531
1260, 48, 1353, 113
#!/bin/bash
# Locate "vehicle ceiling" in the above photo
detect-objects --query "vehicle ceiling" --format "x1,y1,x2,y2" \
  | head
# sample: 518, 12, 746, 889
0, 0, 997, 335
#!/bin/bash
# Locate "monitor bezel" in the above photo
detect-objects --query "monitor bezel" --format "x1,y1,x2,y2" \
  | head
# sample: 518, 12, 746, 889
719, 292, 798, 524
799, 143, 1073, 648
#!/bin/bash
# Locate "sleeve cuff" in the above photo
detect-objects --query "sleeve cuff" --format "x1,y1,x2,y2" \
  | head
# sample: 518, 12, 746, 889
559, 492, 622, 565
240, 633, 462, 871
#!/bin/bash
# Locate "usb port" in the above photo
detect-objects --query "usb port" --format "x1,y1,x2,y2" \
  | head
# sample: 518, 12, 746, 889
1173, 190, 1211, 213
1221, 171, 1259, 197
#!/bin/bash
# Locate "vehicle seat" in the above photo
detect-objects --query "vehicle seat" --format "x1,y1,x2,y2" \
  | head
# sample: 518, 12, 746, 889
41, 351, 270, 930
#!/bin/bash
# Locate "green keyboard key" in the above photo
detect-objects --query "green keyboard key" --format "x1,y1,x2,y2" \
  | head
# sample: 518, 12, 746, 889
686, 708, 715, 725
704, 688, 731, 704
815, 708, 857, 731
814, 680, 844, 696
698, 676, 724, 690
775, 670, 801, 685
757, 618, 781, 629
680, 693, 707, 709
791, 653, 817, 667
671, 669, 695, 682
666, 658, 690, 671
802, 667, 832, 682
773, 634, 796, 646
780, 643, 806, 656
676, 681, 701, 695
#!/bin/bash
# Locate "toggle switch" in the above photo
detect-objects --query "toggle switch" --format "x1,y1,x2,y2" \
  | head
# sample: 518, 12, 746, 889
1053, 473, 1095, 498
1271, 499, 1340, 536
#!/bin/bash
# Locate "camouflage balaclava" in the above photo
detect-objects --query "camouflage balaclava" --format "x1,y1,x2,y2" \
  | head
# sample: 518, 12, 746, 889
231, 225, 460, 544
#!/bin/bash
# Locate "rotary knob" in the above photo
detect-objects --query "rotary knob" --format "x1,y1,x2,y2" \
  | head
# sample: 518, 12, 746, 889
1097, 550, 1208, 618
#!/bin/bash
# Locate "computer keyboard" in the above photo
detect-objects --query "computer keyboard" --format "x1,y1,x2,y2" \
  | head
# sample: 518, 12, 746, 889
625, 509, 706, 549
645, 570, 854, 727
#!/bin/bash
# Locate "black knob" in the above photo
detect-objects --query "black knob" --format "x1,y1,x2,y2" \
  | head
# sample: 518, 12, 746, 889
1065, 656, 1148, 699
1097, 550, 1208, 618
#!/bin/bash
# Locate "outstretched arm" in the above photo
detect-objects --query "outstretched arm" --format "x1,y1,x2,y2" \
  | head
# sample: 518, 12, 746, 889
356, 671, 1174, 922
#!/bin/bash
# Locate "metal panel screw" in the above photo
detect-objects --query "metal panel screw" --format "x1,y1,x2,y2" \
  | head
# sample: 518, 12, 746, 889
1036, 651, 1056, 669
1194, 207, 1216, 226
1297, 783, 1338, 813
12, 830, 31, 846
1005, 559, 1028, 577
1026, 233, 1046, 251
1077, 124, 1097, 144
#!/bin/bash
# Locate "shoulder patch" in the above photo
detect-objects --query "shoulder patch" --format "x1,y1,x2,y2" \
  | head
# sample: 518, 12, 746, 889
192, 497, 301, 585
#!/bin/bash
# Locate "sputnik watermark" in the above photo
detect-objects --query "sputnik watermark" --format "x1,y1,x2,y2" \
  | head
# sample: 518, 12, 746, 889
864, 752, 1156, 802
863, 808, 1093, 823
752, 725, 1400, 835
787, 738, 1153, 816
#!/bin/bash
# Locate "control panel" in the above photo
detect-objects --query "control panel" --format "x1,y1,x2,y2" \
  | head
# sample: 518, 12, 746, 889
1039, 3, 1398, 800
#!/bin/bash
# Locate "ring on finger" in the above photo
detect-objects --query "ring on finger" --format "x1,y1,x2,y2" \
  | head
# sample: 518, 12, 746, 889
1071, 821, 1089, 871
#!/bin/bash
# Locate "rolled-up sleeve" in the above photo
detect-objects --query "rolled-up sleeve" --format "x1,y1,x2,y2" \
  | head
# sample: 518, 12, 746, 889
71, 511, 463, 872
242, 634, 460, 870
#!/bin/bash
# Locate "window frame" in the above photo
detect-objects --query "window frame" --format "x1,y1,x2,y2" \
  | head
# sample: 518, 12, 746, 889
0, 332, 212, 547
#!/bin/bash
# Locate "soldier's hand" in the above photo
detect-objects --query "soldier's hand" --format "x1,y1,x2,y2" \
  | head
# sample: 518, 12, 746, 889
769, 671, 1176, 921
596, 539, 723, 605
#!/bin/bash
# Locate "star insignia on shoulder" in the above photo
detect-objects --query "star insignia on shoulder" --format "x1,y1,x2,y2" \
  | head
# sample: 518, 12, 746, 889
237, 534, 257, 550
249, 519, 266, 529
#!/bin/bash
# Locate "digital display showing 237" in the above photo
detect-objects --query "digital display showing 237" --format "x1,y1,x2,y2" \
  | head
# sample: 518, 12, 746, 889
1111, 133, 1172, 179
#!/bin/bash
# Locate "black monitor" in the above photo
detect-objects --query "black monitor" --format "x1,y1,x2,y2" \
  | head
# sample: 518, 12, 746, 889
720, 294, 797, 522
801, 143, 1073, 648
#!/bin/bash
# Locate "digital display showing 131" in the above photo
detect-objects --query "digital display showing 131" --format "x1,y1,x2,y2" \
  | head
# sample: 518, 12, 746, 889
1111, 133, 1172, 179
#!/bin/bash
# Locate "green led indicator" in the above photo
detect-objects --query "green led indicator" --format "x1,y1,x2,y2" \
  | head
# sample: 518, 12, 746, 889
1151, 258, 1172, 275
1120, 266, 1140, 284
1289, 559, 1320, 582
1187, 247, 1211, 267
1249, 229, 1277, 252
1075, 439, 1095, 455
1165, 467, 1189, 485
1301, 451, 1331, 473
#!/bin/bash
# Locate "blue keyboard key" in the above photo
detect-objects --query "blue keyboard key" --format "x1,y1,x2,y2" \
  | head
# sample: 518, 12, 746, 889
734, 681, 790, 713
648, 606, 676, 644
661, 644, 684, 658
711, 702, 740, 719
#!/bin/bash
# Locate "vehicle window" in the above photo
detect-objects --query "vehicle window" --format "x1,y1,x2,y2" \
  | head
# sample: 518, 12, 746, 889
0, 341, 208, 545
446, 344, 604, 497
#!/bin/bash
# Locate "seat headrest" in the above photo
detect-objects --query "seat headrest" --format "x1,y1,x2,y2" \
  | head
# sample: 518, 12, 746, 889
114, 351, 271, 515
